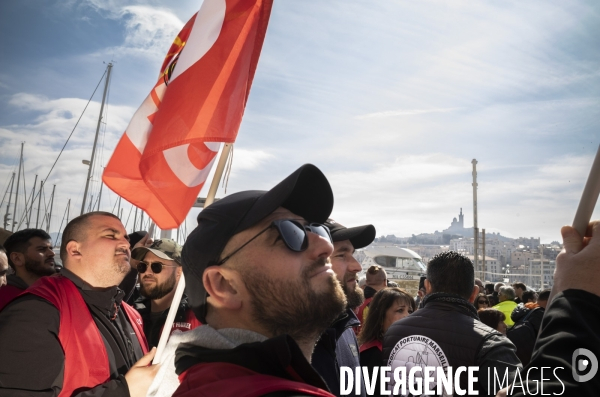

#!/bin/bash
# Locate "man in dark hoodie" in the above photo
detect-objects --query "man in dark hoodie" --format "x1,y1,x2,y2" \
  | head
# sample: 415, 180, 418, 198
311, 219, 376, 397
0, 229, 56, 310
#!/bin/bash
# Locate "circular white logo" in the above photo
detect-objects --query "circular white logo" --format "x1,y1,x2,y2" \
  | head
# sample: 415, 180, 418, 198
387, 335, 450, 397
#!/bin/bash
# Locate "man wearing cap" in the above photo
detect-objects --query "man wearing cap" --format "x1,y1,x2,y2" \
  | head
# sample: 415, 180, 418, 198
148, 164, 346, 397
132, 239, 201, 348
311, 219, 376, 397
0, 212, 158, 397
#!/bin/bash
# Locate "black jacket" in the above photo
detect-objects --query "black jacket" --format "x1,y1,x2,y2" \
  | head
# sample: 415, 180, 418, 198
383, 293, 522, 397
509, 290, 600, 396
312, 309, 365, 397
363, 286, 377, 300
0, 268, 144, 397
134, 294, 193, 348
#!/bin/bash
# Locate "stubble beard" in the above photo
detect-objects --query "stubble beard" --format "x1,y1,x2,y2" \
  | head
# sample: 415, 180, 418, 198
140, 270, 177, 300
24, 257, 57, 278
342, 272, 364, 309
240, 257, 347, 346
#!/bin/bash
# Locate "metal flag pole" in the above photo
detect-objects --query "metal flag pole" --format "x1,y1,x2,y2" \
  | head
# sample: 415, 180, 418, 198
572, 145, 600, 238
153, 143, 233, 365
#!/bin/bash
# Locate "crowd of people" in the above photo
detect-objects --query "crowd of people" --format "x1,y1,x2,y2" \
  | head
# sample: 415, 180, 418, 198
0, 163, 598, 396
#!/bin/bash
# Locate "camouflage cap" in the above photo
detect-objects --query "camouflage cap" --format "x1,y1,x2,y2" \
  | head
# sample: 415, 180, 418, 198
131, 238, 182, 265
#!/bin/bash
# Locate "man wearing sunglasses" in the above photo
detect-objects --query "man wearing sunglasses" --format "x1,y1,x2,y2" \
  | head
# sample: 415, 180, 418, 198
131, 239, 201, 348
148, 164, 345, 397
311, 219, 376, 397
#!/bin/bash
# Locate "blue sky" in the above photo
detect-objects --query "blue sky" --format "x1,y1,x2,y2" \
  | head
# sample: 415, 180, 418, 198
0, 0, 599, 244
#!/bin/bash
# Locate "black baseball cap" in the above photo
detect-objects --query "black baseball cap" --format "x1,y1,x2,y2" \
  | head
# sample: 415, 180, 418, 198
324, 219, 376, 249
182, 164, 334, 323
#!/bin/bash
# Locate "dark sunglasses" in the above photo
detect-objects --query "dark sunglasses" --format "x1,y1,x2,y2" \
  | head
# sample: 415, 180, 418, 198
137, 260, 178, 274
217, 219, 332, 265
478, 300, 489, 305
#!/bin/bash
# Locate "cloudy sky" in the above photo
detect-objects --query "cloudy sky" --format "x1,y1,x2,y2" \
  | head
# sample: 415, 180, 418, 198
0, 0, 598, 244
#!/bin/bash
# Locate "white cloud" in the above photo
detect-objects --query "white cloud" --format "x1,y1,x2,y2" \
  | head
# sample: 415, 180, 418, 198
355, 108, 460, 120
229, 148, 274, 172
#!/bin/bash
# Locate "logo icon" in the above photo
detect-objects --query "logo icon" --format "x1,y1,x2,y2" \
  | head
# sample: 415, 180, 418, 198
572, 348, 598, 382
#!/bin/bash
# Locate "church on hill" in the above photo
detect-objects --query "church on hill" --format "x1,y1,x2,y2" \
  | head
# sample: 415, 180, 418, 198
443, 208, 473, 237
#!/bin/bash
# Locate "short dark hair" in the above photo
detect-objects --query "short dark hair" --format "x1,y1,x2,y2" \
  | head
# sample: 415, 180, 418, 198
478, 308, 506, 330
358, 287, 415, 345
537, 290, 551, 301
60, 211, 120, 261
522, 290, 536, 303
366, 265, 386, 284
426, 251, 474, 299
4, 229, 51, 270
513, 282, 526, 291
484, 283, 495, 295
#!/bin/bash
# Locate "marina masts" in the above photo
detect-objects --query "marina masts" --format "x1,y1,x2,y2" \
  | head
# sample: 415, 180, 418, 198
81, 63, 113, 215
27, 174, 38, 228
3, 173, 15, 229
11, 143, 24, 231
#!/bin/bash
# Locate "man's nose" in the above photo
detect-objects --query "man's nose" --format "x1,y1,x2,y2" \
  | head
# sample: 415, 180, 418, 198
349, 256, 362, 273
306, 229, 334, 260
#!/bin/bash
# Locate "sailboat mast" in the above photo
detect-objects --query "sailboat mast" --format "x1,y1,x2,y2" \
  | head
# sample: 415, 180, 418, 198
36, 180, 44, 228
46, 184, 56, 233
27, 174, 38, 228
81, 63, 113, 215
11, 142, 24, 231
3, 173, 15, 229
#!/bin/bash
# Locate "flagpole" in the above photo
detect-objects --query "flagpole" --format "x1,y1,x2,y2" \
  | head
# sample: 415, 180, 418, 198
572, 144, 600, 238
152, 142, 232, 365
205, 143, 233, 207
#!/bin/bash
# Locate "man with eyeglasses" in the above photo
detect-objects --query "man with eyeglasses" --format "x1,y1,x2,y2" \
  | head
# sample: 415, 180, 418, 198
131, 238, 201, 348
0, 211, 158, 397
311, 219, 376, 397
148, 164, 345, 397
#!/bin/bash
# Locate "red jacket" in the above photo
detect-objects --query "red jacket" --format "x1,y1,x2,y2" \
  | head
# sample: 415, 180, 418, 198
25, 274, 148, 397
175, 362, 335, 397
0, 284, 25, 311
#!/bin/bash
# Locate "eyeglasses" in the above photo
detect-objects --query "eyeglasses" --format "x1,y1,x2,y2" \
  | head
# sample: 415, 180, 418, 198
137, 260, 178, 274
478, 300, 489, 305
217, 219, 332, 265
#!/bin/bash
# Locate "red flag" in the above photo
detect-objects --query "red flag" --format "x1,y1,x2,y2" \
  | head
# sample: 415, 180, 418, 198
103, 0, 273, 229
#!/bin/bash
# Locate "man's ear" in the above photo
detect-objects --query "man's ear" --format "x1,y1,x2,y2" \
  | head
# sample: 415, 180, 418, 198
203, 266, 243, 311
9, 252, 24, 268
468, 285, 479, 303
65, 240, 82, 258
424, 279, 432, 295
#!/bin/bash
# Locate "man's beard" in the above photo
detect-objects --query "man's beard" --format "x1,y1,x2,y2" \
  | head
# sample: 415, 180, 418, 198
239, 257, 347, 345
342, 271, 364, 309
24, 257, 56, 277
140, 270, 177, 300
